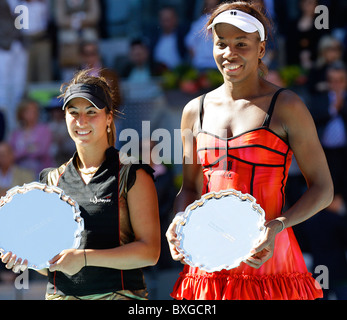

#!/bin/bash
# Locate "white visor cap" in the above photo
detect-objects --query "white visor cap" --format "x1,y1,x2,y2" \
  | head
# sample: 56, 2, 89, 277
207, 10, 266, 41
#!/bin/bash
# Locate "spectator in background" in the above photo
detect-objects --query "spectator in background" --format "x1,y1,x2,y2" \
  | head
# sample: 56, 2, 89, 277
45, 97, 76, 166
98, 0, 140, 39
115, 39, 164, 141
310, 63, 347, 203
21, 0, 53, 82
248, 0, 282, 70
79, 41, 122, 110
55, 0, 101, 80
79, 41, 103, 73
286, 0, 326, 71
0, 0, 28, 132
0, 142, 35, 197
142, 139, 177, 269
0, 109, 5, 142
307, 35, 345, 94
184, 0, 221, 71
119, 39, 161, 82
304, 193, 347, 300
9, 99, 54, 177
151, 6, 188, 73
304, 65, 347, 300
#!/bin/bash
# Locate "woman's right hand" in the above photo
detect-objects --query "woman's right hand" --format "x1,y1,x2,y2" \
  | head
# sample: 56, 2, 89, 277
166, 214, 186, 263
1, 251, 28, 273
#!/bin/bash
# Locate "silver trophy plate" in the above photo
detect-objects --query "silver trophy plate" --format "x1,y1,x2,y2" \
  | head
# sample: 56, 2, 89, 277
176, 189, 266, 273
0, 182, 84, 270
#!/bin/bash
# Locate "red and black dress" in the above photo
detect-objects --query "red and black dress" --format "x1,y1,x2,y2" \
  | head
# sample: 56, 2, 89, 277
171, 89, 323, 300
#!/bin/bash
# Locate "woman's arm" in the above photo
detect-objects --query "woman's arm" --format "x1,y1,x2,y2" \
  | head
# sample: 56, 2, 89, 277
166, 98, 203, 262
48, 169, 161, 275
246, 90, 334, 268
277, 90, 334, 227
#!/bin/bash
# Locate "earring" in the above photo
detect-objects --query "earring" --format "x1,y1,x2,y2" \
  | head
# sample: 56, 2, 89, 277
107, 126, 111, 133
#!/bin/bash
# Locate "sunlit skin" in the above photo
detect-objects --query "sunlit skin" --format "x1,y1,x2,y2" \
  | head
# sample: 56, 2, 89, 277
213, 24, 265, 90
62, 97, 114, 185
65, 98, 112, 157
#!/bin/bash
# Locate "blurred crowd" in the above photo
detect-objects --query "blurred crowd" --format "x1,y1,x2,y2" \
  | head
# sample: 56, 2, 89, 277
1, 0, 347, 299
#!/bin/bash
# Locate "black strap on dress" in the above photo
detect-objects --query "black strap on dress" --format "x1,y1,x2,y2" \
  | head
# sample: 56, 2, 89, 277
263, 88, 286, 127
199, 94, 207, 131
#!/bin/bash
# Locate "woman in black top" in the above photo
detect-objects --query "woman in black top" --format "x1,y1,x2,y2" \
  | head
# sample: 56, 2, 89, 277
2, 70, 161, 300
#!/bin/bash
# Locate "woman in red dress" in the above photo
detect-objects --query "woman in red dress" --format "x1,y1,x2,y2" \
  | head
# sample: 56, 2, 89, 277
166, 1, 333, 300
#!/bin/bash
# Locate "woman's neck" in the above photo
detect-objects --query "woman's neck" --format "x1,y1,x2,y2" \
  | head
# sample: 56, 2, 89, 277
223, 76, 264, 101
76, 144, 110, 169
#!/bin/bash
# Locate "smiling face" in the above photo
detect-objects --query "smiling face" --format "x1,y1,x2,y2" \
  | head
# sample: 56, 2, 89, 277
212, 23, 265, 85
65, 97, 112, 149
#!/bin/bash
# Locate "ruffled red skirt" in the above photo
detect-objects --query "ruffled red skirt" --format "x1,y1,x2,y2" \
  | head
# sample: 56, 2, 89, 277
171, 228, 323, 300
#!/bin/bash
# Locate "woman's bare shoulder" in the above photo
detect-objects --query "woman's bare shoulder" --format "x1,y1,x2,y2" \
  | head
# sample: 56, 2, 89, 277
182, 95, 202, 117
275, 89, 310, 120
181, 87, 223, 129
181, 95, 205, 134
273, 88, 315, 138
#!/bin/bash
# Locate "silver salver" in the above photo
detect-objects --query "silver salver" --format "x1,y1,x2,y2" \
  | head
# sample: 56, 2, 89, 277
0, 182, 84, 270
176, 189, 266, 273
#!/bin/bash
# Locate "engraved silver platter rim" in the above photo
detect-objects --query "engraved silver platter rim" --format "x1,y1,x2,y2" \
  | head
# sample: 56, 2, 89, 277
0, 182, 84, 270
176, 189, 266, 273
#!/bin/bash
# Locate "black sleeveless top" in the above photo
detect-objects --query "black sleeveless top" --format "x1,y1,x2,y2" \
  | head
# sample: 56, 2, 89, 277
40, 147, 150, 296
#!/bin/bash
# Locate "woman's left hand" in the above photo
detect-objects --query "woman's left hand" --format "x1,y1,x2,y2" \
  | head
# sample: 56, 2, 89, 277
244, 219, 284, 269
48, 249, 85, 275
1, 251, 28, 273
